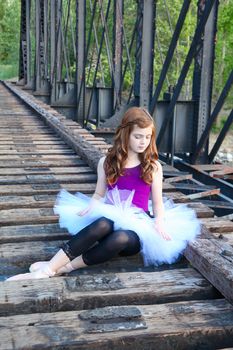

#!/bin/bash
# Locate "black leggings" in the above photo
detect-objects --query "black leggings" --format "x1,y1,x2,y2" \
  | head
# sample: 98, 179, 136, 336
61, 217, 141, 266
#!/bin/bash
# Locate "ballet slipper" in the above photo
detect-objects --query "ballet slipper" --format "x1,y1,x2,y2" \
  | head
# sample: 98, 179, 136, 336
30, 261, 73, 276
29, 261, 48, 273
56, 262, 75, 274
6, 265, 56, 281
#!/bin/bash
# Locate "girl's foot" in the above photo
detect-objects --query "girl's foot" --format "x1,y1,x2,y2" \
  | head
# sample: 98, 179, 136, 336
29, 261, 48, 273
56, 262, 75, 274
6, 265, 56, 281
30, 261, 74, 275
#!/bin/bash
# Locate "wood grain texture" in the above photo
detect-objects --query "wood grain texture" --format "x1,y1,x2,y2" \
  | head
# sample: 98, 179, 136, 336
0, 300, 233, 350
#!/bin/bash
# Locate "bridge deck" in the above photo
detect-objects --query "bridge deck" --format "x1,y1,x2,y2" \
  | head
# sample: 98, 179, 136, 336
1, 82, 233, 349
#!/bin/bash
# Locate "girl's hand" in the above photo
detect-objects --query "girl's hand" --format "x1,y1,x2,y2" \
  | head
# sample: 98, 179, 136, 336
154, 218, 172, 241
77, 205, 92, 216
77, 198, 98, 216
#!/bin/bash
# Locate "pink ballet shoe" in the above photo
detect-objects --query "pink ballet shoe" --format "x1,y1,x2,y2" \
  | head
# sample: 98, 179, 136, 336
56, 262, 74, 274
29, 261, 48, 273
6, 265, 56, 281
30, 261, 72, 276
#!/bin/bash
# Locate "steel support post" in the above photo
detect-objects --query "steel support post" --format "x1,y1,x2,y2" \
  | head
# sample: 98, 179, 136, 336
133, 2, 143, 100
24, 0, 34, 89
18, 0, 27, 84
43, 0, 49, 85
76, 0, 86, 125
56, 0, 62, 95
192, 0, 219, 164
50, 0, 56, 104
113, 0, 123, 110
209, 109, 233, 162
194, 69, 233, 162
35, 0, 42, 91
149, 0, 191, 114
156, 0, 215, 148
139, 0, 155, 108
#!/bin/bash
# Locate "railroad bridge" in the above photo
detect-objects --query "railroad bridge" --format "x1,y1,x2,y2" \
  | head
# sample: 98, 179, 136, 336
0, 0, 233, 349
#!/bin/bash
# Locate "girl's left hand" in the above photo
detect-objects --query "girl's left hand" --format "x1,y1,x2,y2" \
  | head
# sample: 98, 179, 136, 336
154, 219, 172, 241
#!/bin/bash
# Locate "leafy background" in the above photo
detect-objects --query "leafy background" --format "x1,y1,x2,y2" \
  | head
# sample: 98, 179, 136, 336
0, 0, 232, 126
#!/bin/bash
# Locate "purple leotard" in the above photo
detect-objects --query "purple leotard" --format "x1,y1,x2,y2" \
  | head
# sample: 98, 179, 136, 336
107, 164, 151, 212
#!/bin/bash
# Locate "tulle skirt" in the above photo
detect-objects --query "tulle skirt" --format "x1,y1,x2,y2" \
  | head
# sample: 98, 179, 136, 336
54, 188, 201, 266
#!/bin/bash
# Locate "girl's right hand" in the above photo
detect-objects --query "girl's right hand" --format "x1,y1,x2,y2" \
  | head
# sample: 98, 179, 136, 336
154, 219, 172, 241
77, 199, 98, 216
77, 205, 92, 216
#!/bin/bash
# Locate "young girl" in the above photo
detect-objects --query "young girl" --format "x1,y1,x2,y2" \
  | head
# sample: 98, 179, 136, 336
7, 107, 200, 281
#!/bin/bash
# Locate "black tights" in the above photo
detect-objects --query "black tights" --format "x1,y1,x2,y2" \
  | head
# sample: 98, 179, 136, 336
61, 217, 141, 266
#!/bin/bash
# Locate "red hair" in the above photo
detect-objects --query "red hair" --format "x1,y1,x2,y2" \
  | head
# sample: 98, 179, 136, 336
104, 107, 158, 185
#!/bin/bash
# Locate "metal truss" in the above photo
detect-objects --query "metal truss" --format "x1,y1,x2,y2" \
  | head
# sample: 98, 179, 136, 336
18, 0, 232, 164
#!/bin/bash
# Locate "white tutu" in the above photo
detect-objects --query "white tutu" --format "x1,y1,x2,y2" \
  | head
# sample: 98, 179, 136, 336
54, 188, 201, 266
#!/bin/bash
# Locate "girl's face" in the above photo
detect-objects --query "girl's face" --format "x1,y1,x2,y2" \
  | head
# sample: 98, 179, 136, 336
128, 125, 152, 154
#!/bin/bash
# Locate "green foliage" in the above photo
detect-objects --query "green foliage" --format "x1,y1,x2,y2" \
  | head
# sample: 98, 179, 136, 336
0, 64, 18, 80
0, 0, 232, 104
211, 113, 233, 133
214, 0, 233, 103
0, 0, 20, 78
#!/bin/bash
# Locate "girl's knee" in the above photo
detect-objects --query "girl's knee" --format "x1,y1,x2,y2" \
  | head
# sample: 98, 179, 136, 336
113, 230, 130, 248
93, 217, 114, 235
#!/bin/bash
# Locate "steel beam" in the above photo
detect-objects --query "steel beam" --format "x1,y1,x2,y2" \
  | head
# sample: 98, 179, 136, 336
76, 0, 86, 125
50, 0, 56, 104
35, 0, 41, 91
174, 159, 233, 201
139, 0, 155, 108
133, 2, 143, 99
113, 0, 123, 109
192, 0, 219, 164
149, 0, 191, 114
193, 69, 233, 161
156, 0, 216, 148
209, 109, 233, 163
18, 0, 26, 83
24, 0, 34, 88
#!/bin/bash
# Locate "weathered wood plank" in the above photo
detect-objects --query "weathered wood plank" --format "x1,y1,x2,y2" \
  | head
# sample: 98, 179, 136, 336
0, 149, 75, 155
0, 300, 233, 350
164, 174, 193, 183
0, 268, 217, 316
0, 159, 86, 168
0, 140, 65, 145
0, 154, 81, 160
0, 183, 96, 196
0, 182, 175, 196
0, 223, 69, 243
186, 188, 220, 200
201, 218, 233, 233
211, 232, 233, 246
0, 173, 97, 185
186, 202, 214, 218
0, 208, 58, 225
0, 145, 69, 150
184, 239, 233, 304
0, 166, 93, 175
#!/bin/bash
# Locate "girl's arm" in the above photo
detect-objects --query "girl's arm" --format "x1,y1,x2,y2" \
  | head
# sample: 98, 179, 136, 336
151, 161, 171, 240
78, 157, 107, 216
92, 156, 107, 200
151, 161, 165, 219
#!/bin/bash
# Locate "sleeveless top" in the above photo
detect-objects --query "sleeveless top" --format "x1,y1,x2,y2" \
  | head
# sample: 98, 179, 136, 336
107, 164, 151, 211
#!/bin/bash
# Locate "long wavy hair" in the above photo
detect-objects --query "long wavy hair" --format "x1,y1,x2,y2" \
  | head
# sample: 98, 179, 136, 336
104, 107, 159, 185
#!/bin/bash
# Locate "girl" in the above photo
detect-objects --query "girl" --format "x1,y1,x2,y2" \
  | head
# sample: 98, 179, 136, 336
7, 107, 200, 281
